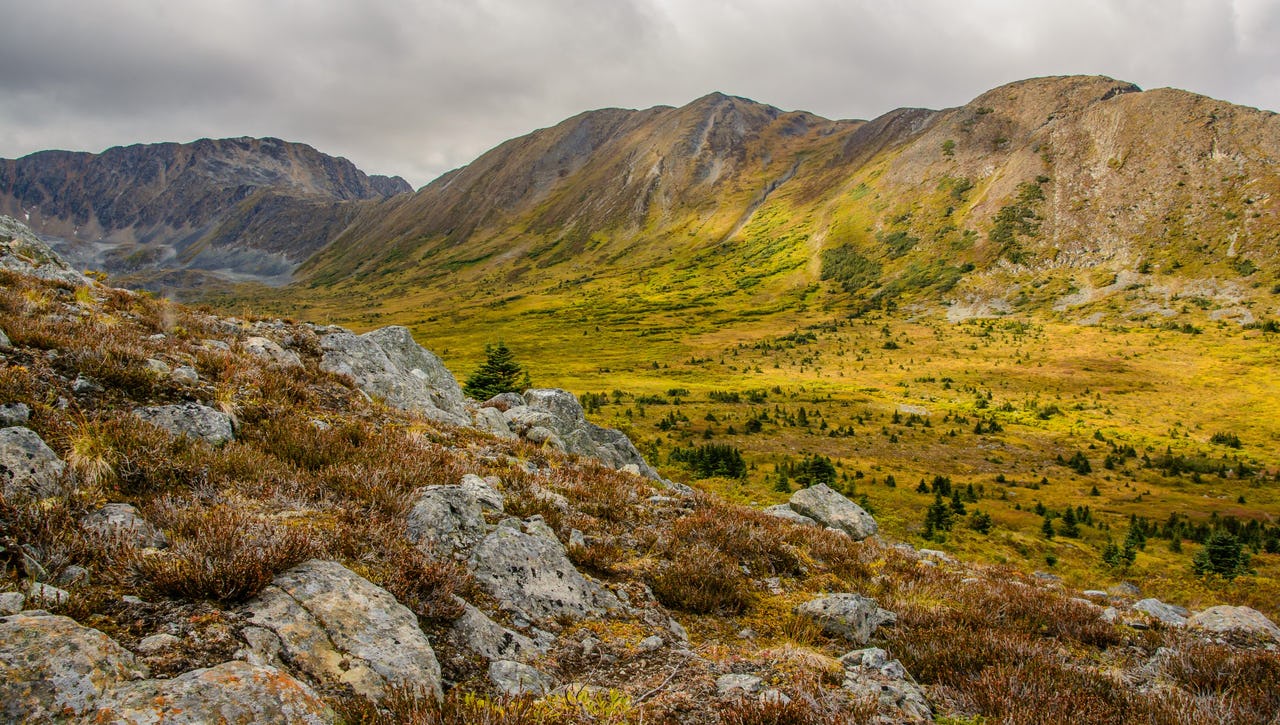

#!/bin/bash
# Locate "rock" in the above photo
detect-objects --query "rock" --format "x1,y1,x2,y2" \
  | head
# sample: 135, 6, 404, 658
0, 403, 30, 426
840, 647, 932, 724
716, 673, 763, 697
0, 612, 148, 721
0, 426, 66, 499
243, 559, 442, 703
26, 581, 70, 607
133, 403, 234, 446
761, 504, 819, 526
668, 618, 689, 642
1108, 582, 1141, 598
171, 365, 199, 384
81, 503, 169, 549
568, 529, 587, 549
93, 661, 334, 724
73, 375, 104, 394
638, 635, 663, 652
460, 473, 505, 512
473, 406, 517, 439
136, 633, 182, 655
788, 484, 878, 540
522, 516, 561, 549
520, 388, 661, 479
917, 549, 955, 564
523, 425, 566, 450
1188, 605, 1280, 642
57, 564, 90, 587
469, 526, 621, 623
1133, 598, 1189, 626
482, 392, 528, 411
202, 339, 231, 353
0, 328, 10, 350
488, 659, 554, 697
0, 592, 23, 615
245, 336, 303, 367
794, 593, 896, 645
405, 484, 487, 555
0, 215, 92, 286
1081, 590, 1109, 600
145, 358, 171, 375
318, 325, 469, 426
448, 600, 542, 663
1032, 571, 1062, 583
761, 689, 791, 705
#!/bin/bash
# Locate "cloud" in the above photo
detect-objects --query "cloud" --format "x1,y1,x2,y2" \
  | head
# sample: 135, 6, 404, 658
1, 0, 1276, 187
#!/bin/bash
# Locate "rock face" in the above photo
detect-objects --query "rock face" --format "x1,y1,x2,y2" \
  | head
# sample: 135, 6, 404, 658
133, 403, 235, 446
244, 336, 303, 368
405, 484, 488, 555
488, 659, 554, 697
92, 661, 334, 724
318, 326, 469, 426
787, 484, 878, 540
1188, 605, 1280, 642
840, 647, 932, 724
242, 559, 443, 703
0, 215, 92, 286
0, 612, 149, 721
761, 504, 818, 526
1132, 598, 1190, 626
794, 593, 896, 645
81, 503, 169, 549
505, 389, 660, 479
0, 426, 66, 499
448, 600, 542, 663
470, 525, 621, 623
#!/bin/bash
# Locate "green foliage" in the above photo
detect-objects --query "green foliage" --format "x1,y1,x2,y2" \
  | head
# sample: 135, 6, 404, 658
463, 341, 530, 400
879, 230, 920, 259
941, 139, 956, 157
1193, 530, 1250, 580
669, 443, 748, 479
1210, 431, 1242, 449
989, 180, 1046, 261
820, 244, 881, 293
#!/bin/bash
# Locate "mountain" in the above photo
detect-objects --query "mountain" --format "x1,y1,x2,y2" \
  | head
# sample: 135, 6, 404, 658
0, 137, 410, 291
292, 76, 1278, 326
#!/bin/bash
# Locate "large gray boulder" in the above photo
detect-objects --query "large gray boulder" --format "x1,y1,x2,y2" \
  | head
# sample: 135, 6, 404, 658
0, 215, 92, 286
795, 593, 896, 645
0, 426, 66, 499
92, 661, 334, 724
405, 484, 488, 555
788, 484, 878, 540
840, 647, 932, 724
518, 389, 660, 479
0, 612, 149, 721
319, 326, 469, 426
1188, 605, 1280, 642
133, 403, 234, 446
761, 504, 818, 526
470, 526, 622, 623
448, 600, 542, 663
1132, 598, 1190, 626
242, 559, 442, 703
488, 659, 554, 697
81, 503, 169, 549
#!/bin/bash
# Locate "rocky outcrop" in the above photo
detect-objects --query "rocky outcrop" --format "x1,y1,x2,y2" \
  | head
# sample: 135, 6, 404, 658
488, 659, 554, 697
244, 336, 303, 368
405, 484, 488, 556
1188, 605, 1280, 642
840, 647, 932, 724
0, 426, 66, 499
81, 503, 169, 549
92, 661, 334, 724
448, 600, 543, 663
787, 484, 878, 540
469, 524, 622, 624
1132, 598, 1190, 626
133, 403, 235, 446
318, 326, 469, 426
501, 389, 660, 479
0, 612, 148, 721
761, 504, 818, 526
0, 215, 91, 286
242, 559, 443, 703
794, 593, 896, 645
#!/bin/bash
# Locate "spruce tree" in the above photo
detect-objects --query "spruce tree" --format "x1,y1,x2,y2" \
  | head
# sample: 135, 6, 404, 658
464, 341, 531, 400
1192, 530, 1250, 580
1059, 507, 1080, 538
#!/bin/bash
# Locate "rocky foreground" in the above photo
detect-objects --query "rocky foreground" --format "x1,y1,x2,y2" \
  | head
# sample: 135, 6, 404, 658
1, 215, 1279, 723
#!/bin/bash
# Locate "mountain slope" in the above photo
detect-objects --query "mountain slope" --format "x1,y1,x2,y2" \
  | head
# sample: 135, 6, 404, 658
0, 137, 410, 290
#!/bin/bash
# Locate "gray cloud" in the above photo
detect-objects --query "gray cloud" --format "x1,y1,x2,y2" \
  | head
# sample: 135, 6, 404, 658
1, 0, 1276, 187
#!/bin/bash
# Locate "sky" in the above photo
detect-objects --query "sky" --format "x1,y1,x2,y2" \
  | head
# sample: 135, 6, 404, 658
2, 0, 1278, 188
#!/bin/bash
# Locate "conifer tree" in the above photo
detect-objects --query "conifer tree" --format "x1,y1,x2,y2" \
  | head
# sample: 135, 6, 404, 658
464, 341, 531, 400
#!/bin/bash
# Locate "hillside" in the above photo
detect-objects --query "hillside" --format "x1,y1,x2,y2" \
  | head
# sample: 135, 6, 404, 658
2, 218, 1279, 723
0, 137, 410, 291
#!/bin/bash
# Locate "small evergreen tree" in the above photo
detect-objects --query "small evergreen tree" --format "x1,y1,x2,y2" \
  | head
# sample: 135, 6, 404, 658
1041, 517, 1056, 539
1192, 531, 1250, 580
464, 341, 531, 400
1059, 507, 1080, 538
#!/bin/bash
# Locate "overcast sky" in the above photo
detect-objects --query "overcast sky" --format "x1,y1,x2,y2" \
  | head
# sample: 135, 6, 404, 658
2, 0, 1277, 187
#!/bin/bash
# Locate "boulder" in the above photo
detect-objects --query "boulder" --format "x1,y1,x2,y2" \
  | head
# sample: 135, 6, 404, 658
0, 403, 30, 426
788, 484, 878, 540
794, 593, 896, 645
472, 406, 517, 439
0, 426, 66, 499
1133, 598, 1189, 626
405, 484, 488, 555
1188, 605, 1280, 642
488, 659, 554, 697
761, 504, 819, 526
0, 592, 23, 615
448, 600, 542, 663
242, 559, 442, 703
520, 389, 661, 479
0, 215, 92, 286
0, 612, 148, 721
133, 403, 234, 446
92, 661, 334, 724
318, 326, 469, 426
81, 503, 169, 549
136, 633, 182, 655
716, 673, 763, 697
244, 336, 303, 368
482, 392, 527, 412
27, 581, 71, 606
460, 474, 505, 512
0, 327, 10, 350
840, 647, 932, 724
470, 526, 621, 623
